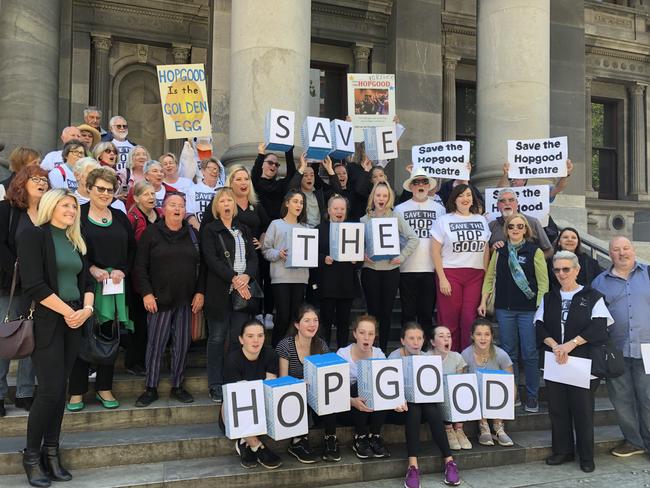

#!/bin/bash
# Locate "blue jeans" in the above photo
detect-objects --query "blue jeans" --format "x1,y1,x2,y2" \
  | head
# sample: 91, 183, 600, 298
607, 358, 650, 450
206, 309, 248, 390
495, 308, 539, 400
0, 293, 35, 399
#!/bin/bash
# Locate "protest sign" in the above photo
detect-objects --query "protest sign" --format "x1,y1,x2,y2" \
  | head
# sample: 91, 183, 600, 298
403, 355, 444, 404
301, 116, 333, 160
543, 351, 592, 389
411, 141, 470, 180
358, 358, 405, 411
304, 353, 351, 416
264, 109, 295, 151
329, 119, 355, 160
507, 136, 568, 179
364, 126, 398, 162
264, 377, 308, 440
286, 227, 319, 268
440, 373, 482, 422
484, 185, 551, 225
365, 217, 399, 261
641, 344, 650, 374
157, 64, 211, 139
329, 222, 364, 262
222, 380, 267, 439
476, 369, 515, 420
348, 73, 396, 142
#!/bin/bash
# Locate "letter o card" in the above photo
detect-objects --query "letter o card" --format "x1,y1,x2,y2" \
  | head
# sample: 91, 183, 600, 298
403, 355, 444, 404
264, 108, 295, 151
358, 358, 405, 411
477, 369, 515, 420
222, 380, 267, 439
440, 373, 481, 423
286, 228, 319, 268
365, 217, 399, 261
330, 222, 364, 262
263, 377, 308, 440
304, 353, 351, 416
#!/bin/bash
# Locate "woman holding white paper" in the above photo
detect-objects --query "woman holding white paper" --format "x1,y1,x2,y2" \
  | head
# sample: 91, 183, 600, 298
534, 250, 612, 473
360, 182, 418, 352
68, 168, 136, 411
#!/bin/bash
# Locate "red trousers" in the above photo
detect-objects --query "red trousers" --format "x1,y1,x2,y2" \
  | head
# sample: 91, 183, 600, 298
436, 267, 485, 352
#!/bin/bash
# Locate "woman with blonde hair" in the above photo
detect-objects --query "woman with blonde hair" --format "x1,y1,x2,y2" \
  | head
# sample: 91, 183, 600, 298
17, 189, 95, 486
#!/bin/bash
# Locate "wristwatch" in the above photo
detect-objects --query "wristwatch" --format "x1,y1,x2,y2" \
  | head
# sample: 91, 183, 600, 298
572, 338, 579, 346
84, 305, 94, 313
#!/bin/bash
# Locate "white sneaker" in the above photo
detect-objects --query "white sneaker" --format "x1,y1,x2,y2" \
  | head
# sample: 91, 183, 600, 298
446, 429, 461, 450
255, 314, 264, 324
454, 428, 473, 449
264, 314, 274, 330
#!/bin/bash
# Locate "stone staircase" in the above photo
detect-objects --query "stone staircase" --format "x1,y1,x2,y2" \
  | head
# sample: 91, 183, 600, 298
0, 347, 623, 488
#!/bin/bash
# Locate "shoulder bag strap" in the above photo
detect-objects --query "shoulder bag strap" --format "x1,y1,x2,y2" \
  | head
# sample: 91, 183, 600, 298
3, 261, 32, 322
217, 233, 234, 270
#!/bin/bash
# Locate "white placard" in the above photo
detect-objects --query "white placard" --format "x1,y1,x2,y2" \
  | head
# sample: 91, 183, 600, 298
358, 358, 405, 411
264, 108, 295, 152
476, 369, 515, 420
440, 373, 482, 423
329, 222, 364, 262
304, 353, 351, 416
264, 377, 309, 440
641, 344, 650, 374
301, 116, 333, 160
411, 141, 470, 180
402, 355, 444, 404
286, 227, 319, 268
329, 120, 355, 160
507, 136, 568, 179
102, 279, 124, 296
347, 73, 396, 142
365, 217, 399, 261
222, 380, 267, 439
484, 185, 551, 225
543, 351, 592, 389
364, 126, 398, 161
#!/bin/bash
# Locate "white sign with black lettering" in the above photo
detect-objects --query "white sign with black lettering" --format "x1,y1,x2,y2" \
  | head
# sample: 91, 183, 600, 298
304, 353, 351, 416
286, 227, 319, 268
484, 185, 550, 225
641, 343, 650, 374
301, 116, 333, 160
440, 373, 482, 423
330, 222, 364, 262
329, 119, 355, 160
411, 141, 470, 180
365, 217, 400, 261
364, 126, 398, 161
507, 136, 568, 179
358, 358, 405, 411
264, 108, 295, 152
476, 369, 515, 420
403, 355, 444, 404
221, 380, 267, 439
263, 376, 309, 440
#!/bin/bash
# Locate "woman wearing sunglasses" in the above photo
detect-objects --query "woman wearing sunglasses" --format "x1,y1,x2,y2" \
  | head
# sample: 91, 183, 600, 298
478, 213, 549, 413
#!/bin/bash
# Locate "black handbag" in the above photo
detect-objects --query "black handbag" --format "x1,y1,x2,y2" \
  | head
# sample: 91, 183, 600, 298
217, 233, 263, 313
590, 338, 624, 379
78, 314, 119, 366
0, 261, 34, 360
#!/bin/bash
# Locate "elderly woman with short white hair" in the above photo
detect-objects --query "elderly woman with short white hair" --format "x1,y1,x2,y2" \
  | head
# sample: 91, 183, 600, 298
127, 160, 178, 210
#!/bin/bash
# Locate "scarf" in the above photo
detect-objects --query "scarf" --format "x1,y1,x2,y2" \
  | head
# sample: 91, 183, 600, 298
507, 241, 535, 300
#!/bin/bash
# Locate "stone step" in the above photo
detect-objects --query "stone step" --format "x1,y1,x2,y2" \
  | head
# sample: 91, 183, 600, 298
0, 425, 623, 487
0, 397, 617, 475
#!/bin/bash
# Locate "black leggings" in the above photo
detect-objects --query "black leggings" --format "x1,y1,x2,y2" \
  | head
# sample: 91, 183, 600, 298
271, 283, 305, 347
319, 297, 353, 349
405, 402, 452, 458
360, 267, 400, 352
351, 383, 387, 436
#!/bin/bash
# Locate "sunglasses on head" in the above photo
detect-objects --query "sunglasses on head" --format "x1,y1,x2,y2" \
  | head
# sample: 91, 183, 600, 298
507, 223, 525, 230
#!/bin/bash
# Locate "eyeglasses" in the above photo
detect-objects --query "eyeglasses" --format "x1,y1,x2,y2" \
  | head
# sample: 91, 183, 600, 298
498, 198, 516, 203
103, 149, 117, 154
29, 177, 49, 185
264, 160, 281, 168
114, 124, 128, 129
411, 179, 429, 186
507, 223, 525, 230
552, 267, 574, 274
69, 150, 85, 157
92, 185, 114, 194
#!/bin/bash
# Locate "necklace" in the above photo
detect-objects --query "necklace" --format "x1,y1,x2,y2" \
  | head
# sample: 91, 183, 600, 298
474, 347, 490, 367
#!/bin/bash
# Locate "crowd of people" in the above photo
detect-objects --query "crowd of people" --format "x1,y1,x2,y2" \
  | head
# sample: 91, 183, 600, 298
0, 107, 649, 488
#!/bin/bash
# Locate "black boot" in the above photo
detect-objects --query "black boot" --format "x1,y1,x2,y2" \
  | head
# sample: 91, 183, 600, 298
22, 448, 51, 487
42, 445, 72, 481
0, 399, 5, 417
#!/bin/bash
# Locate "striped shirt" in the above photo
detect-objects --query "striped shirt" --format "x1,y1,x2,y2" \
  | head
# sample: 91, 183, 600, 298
276, 336, 329, 379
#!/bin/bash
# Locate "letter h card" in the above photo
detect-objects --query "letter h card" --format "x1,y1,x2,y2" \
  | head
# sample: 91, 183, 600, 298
222, 380, 267, 439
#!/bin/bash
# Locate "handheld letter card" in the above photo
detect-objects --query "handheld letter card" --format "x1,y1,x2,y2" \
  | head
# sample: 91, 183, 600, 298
440, 373, 482, 423
476, 369, 515, 420
329, 119, 354, 160
304, 353, 351, 416
264, 108, 295, 151
403, 355, 444, 404
263, 376, 308, 440
222, 380, 267, 439
507, 136, 568, 179
301, 116, 333, 160
357, 358, 405, 411
641, 343, 650, 374
330, 222, 364, 262
364, 126, 398, 161
365, 217, 399, 261
102, 279, 124, 296
286, 227, 319, 268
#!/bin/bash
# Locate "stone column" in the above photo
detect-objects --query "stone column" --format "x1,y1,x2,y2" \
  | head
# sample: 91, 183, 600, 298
170, 43, 192, 158
628, 83, 648, 199
475, 0, 550, 185
90, 33, 112, 123
584, 77, 597, 197
224, 0, 311, 166
443, 55, 460, 141
0, 0, 62, 156
352, 44, 372, 74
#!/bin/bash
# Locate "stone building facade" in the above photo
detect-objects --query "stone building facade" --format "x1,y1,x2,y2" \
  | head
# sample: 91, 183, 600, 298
0, 0, 648, 241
